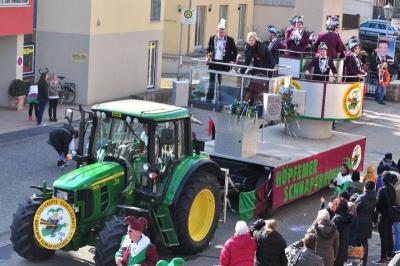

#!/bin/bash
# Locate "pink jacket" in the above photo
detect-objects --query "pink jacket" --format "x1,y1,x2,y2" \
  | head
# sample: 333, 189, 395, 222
219, 233, 257, 266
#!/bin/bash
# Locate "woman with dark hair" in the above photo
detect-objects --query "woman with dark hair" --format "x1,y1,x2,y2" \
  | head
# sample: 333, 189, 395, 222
329, 163, 352, 195
36, 72, 49, 126
332, 198, 354, 266
348, 170, 364, 197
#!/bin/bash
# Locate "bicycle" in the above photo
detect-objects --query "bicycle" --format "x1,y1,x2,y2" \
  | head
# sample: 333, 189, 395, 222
38, 68, 76, 104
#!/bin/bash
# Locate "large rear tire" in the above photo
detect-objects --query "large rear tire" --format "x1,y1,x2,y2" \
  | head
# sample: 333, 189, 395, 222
94, 216, 126, 266
10, 196, 55, 261
174, 172, 221, 254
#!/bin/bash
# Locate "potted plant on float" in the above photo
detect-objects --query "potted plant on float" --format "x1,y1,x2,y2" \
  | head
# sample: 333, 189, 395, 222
8, 79, 26, 111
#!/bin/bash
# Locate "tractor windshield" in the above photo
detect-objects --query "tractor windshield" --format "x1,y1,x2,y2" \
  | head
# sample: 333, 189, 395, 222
93, 117, 147, 163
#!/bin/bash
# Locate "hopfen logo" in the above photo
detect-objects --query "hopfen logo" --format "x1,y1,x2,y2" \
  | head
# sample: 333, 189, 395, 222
343, 82, 363, 118
33, 198, 76, 250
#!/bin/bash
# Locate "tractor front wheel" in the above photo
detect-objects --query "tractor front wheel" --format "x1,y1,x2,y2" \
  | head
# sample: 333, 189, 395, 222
94, 216, 126, 266
174, 172, 221, 254
10, 196, 55, 261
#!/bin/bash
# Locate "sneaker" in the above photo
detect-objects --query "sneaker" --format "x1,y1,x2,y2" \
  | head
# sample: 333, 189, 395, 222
49, 117, 54, 122
59, 160, 69, 166
37, 123, 46, 126
29, 116, 33, 121
57, 161, 66, 168
53, 118, 58, 122
378, 102, 386, 105
373, 258, 390, 264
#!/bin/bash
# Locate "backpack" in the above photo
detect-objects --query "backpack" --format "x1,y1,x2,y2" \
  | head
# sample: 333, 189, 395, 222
285, 245, 302, 266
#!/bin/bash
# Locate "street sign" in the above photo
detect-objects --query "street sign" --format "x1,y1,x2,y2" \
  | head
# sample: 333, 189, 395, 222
181, 9, 196, 25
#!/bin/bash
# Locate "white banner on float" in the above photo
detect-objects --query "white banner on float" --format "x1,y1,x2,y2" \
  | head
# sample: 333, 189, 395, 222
295, 80, 324, 118
324, 82, 363, 119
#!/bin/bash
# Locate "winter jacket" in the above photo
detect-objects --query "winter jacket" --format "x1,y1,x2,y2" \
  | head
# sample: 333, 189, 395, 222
348, 181, 364, 197
355, 190, 377, 240
240, 40, 276, 76
49, 124, 75, 156
296, 248, 324, 266
48, 82, 61, 98
308, 220, 339, 266
37, 81, 49, 103
332, 211, 354, 266
219, 233, 257, 266
250, 220, 288, 266
376, 185, 396, 218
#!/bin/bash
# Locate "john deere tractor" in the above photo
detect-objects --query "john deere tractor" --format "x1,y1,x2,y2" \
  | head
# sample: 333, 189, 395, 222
10, 99, 222, 265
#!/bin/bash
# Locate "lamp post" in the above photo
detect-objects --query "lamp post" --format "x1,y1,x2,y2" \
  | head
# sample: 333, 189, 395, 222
383, 2, 394, 36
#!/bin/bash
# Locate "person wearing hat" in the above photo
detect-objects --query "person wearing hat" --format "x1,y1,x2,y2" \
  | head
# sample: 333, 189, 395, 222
374, 172, 396, 263
314, 16, 346, 59
206, 18, 238, 101
348, 170, 364, 198
115, 216, 158, 266
354, 180, 377, 266
344, 36, 365, 82
362, 166, 377, 189
219, 221, 257, 266
286, 15, 310, 57
379, 152, 398, 169
285, 14, 299, 49
305, 42, 338, 81
267, 25, 285, 64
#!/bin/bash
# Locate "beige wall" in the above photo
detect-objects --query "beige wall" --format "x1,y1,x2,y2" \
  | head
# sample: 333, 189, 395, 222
253, 6, 294, 41
36, 0, 164, 106
0, 35, 24, 108
163, 0, 253, 55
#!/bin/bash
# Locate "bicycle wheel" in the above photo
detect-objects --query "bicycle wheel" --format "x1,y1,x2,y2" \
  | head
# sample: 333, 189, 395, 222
61, 85, 76, 104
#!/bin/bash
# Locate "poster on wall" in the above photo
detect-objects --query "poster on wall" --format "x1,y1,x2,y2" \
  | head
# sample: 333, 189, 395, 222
23, 44, 35, 76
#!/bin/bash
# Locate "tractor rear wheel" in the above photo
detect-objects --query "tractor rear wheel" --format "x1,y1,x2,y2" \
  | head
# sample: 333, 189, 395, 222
10, 196, 55, 261
174, 172, 221, 254
94, 215, 126, 266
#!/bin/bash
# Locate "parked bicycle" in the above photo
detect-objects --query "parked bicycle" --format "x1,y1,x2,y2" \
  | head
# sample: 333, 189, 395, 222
38, 68, 76, 104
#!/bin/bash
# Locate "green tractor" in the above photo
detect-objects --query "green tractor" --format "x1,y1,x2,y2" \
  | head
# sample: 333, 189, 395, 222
10, 99, 222, 265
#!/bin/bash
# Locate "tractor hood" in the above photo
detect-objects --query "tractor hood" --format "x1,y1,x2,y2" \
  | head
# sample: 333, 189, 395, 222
53, 162, 125, 191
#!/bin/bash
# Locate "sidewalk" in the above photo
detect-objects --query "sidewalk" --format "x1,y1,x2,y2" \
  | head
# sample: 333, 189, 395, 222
0, 103, 90, 134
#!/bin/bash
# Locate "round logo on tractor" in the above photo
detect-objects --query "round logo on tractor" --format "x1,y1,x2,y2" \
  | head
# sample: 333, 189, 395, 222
33, 198, 76, 250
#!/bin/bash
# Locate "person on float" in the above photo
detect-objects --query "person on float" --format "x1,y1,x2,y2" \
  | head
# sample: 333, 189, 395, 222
305, 42, 338, 81
115, 216, 158, 266
314, 16, 346, 59
344, 36, 365, 83
286, 15, 310, 57
267, 25, 285, 64
206, 18, 238, 101
285, 14, 298, 48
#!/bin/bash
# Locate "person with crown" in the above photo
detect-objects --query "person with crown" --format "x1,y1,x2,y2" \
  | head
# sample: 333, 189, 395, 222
305, 42, 338, 81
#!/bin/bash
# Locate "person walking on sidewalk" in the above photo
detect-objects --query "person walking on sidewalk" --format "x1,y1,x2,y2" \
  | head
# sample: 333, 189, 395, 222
49, 124, 78, 168
48, 73, 61, 122
37, 72, 49, 126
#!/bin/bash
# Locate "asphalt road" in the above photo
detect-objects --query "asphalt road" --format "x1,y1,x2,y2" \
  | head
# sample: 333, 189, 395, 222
0, 98, 398, 265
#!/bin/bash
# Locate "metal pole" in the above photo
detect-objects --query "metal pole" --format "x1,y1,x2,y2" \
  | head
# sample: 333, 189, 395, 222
177, 23, 183, 81
387, 19, 389, 36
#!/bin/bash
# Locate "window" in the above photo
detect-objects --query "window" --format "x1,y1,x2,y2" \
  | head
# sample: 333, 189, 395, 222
150, 0, 161, 21
195, 6, 206, 48
0, 0, 29, 4
219, 5, 228, 32
147, 41, 157, 89
238, 4, 247, 41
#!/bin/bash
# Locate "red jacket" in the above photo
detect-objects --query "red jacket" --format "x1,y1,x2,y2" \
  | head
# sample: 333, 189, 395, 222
379, 69, 390, 85
219, 233, 257, 266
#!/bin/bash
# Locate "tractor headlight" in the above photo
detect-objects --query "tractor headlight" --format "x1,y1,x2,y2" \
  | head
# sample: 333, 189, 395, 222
143, 163, 151, 171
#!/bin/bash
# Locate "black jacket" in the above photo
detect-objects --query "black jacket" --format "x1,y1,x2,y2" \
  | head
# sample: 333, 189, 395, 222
241, 41, 276, 75
37, 81, 48, 103
332, 211, 353, 266
49, 124, 75, 156
355, 190, 377, 239
250, 219, 288, 266
207, 35, 237, 71
376, 184, 396, 217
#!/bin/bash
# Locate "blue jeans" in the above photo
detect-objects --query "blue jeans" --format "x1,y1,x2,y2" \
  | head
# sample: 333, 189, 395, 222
378, 84, 386, 103
393, 222, 400, 252
37, 102, 46, 125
